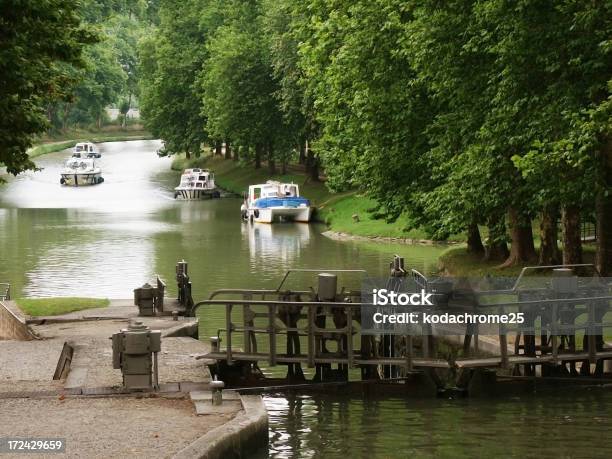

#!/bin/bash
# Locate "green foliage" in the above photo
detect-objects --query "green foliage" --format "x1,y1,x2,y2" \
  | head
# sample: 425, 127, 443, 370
201, 1, 286, 150
138, 0, 211, 157
0, 0, 97, 176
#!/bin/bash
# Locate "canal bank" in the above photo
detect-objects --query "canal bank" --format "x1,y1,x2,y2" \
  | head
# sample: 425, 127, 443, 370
0, 299, 268, 458
3, 140, 612, 458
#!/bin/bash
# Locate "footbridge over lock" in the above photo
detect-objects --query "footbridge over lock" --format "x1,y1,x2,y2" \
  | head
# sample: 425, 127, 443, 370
193, 258, 612, 395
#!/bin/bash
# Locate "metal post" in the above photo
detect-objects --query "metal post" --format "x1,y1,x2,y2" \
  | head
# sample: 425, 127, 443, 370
269, 304, 277, 366
406, 335, 414, 372
499, 306, 509, 369
226, 304, 233, 365
551, 304, 558, 364
307, 305, 315, 368
346, 305, 353, 369
588, 301, 597, 364
153, 351, 159, 390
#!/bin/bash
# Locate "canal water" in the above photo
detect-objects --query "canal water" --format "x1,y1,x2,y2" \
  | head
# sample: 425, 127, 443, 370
1, 140, 610, 457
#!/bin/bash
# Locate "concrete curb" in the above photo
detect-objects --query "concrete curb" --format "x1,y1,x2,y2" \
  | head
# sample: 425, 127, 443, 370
0, 300, 35, 340
173, 394, 268, 459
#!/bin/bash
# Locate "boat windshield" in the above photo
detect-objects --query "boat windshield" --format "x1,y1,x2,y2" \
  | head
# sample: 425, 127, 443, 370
66, 159, 94, 170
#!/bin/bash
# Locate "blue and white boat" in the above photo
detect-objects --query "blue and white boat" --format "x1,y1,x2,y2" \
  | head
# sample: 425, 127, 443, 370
243, 181, 312, 223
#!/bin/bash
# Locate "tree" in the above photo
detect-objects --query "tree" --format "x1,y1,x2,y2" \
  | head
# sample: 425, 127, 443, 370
200, 0, 288, 171
139, 0, 211, 158
0, 0, 96, 176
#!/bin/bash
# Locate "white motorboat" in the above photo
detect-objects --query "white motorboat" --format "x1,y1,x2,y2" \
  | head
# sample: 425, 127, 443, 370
60, 158, 104, 186
72, 141, 100, 158
243, 181, 312, 223
174, 168, 220, 199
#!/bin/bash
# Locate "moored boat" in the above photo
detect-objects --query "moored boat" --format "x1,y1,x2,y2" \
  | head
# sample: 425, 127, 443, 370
72, 141, 101, 158
243, 181, 312, 223
174, 168, 220, 199
60, 158, 104, 186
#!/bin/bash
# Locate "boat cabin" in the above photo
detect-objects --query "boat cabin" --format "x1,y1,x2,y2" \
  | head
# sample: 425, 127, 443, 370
178, 168, 215, 189
72, 142, 99, 158
249, 181, 300, 201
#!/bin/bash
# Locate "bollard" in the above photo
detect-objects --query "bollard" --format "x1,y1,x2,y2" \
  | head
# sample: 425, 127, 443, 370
172, 310, 179, 321
111, 320, 161, 390
210, 336, 220, 352
317, 273, 337, 301
390, 255, 406, 277
210, 376, 225, 405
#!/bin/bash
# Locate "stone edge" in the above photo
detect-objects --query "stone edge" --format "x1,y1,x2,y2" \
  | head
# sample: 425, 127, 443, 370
173, 394, 269, 459
0, 300, 35, 340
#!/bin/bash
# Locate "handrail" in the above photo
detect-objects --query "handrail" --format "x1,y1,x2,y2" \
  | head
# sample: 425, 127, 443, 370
208, 288, 311, 300
511, 264, 600, 291
275, 268, 368, 292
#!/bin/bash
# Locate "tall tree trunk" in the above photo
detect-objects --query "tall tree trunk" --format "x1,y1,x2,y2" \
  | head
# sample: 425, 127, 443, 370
306, 141, 319, 181
596, 138, 612, 275
224, 141, 232, 160
215, 141, 222, 156
185, 150, 191, 160
466, 221, 485, 255
267, 142, 276, 175
539, 205, 561, 265
562, 205, 583, 265
298, 141, 306, 165
233, 145, 240, 161
255, 143, 262, 169
484, 215, 509, 262
281, 156, 287, 174
501, 207, 537, 267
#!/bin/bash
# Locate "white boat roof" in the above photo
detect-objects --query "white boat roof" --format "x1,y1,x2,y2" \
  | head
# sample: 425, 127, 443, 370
250, 181, 296, 188
183, 168, 211, 174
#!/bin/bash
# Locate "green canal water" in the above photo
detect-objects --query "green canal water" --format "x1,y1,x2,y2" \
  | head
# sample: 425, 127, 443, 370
1, 140, 611, 458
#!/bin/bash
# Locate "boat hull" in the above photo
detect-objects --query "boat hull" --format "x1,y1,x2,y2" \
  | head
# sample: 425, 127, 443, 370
60, 172, 103, 187
174, 188, 220, 200
248, 206, 312, 223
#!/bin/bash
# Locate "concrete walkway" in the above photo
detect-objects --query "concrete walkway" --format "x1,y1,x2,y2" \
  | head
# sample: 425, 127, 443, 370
0, 302, 261, 459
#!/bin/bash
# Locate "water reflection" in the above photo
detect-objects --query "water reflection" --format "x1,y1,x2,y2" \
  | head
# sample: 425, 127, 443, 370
261, 391, 612, 458
0, 140, 444, 301
242, 222, 313, 274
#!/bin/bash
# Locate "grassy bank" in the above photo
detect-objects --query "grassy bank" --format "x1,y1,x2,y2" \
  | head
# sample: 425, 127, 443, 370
28, 126, 153, 158
16, 297, 110, 316
439, 245, 598, 277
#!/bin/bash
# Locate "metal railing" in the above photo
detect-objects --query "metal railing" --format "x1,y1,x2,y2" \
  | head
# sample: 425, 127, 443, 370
0, 283, 10, 301
194, 288, 450, 378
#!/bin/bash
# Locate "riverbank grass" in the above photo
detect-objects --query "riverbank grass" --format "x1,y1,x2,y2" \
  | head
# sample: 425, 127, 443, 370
28, 127, 153, 159
16, 297, 110, 317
